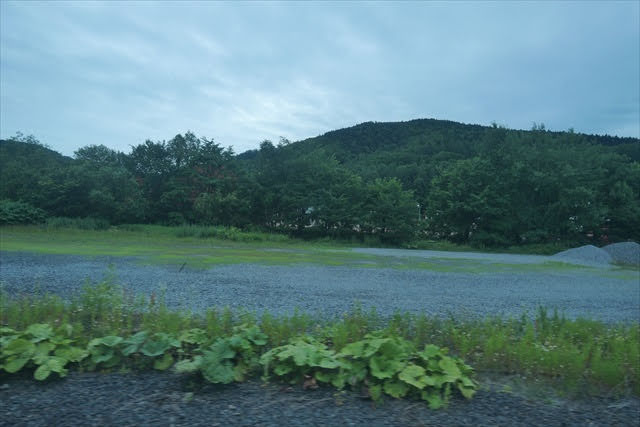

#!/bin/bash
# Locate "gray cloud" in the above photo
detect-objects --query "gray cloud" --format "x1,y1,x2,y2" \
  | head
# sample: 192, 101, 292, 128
1, 1, 638, 156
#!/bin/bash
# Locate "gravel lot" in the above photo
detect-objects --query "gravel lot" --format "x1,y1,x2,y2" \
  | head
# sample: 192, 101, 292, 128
1, 251, 638, 323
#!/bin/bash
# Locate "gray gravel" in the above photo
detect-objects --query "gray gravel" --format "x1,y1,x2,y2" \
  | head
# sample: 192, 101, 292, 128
2, 372, 639, 427
604, 242, 640, 267
1, 251, 638, 323
552, 245, 614, 267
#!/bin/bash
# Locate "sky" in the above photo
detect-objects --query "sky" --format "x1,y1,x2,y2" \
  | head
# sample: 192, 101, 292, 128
1, 1, 639, 156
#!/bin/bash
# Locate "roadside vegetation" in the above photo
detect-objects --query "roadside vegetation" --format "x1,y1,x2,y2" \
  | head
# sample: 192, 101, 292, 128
2, 283, 638, 401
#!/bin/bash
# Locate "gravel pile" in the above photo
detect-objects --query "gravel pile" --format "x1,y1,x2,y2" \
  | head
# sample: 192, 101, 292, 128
552, 245, 613, 267
603, 242, 640, 267
2, 372, 638, 427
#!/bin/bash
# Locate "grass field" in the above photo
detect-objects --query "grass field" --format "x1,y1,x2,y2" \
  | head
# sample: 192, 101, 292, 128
2, 225, 633, 279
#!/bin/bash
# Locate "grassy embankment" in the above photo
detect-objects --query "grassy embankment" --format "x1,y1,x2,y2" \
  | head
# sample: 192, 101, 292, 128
1, 224, 639, 398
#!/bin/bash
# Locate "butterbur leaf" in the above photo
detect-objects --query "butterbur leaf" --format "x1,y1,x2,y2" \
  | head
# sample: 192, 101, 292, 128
122, 331, 148, 355
34, 364, 51, 381
89, 336, 123, 348
25, 324, 54, 343
398, 364, 428, 389
368, 384, 383, 402
202, 361, 235, 384
54, 346, 88, 362
179, 329, 208, 345
3, 338, 35, 357
152, 333, 181, 348
419, 344, 441, 361
369, 355, 404, 379
274, 363, 293, 376
3, 356, 31, 373
0, 327, 17, 336
228, 335, 250, 351
438, 357, 462, 381
314, 370, 334, 383
140, 339, 171, 357
207, 340, 235, 361
339, 341, 365, 358
383, 380, 409, 398
458, 384, 476, 399
32, 342, 55, 364
421, 390, 444, 409
174, 356, 203, 373
153, 353, 174, 371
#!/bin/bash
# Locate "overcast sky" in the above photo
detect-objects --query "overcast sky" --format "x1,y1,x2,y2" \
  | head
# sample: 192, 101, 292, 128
1, 1, 638, 156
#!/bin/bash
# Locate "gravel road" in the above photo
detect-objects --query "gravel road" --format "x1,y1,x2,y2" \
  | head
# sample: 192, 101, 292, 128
1, 251, 638, 322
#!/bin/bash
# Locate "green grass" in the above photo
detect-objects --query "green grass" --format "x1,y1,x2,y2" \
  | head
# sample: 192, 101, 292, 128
1, 282, 638, 396
3, 225, 632, 278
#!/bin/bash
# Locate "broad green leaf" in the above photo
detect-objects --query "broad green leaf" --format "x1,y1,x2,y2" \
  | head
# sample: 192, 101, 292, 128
3, 356, 30, 373
153, 353, 174, 371
45, 356, 67, 373
339, 341, 365, 358
122, 331, 148, 355
25, 324, 54, 343
0, 327, 17, 336
179, 328, 208, 345
273, 363, 293, 376
152, 333, 181, 348
368, 384, 383, 402
34, 364, 51, 380
32, 342, 55, 365
369, 355, 404, 379
206, 340, 235, 361
398, 364, 428, 389
2, 338, 35, 357
89, 336, 123, 348
174, 356, 202, 373
228, 335, 250, 351
419, 344, 441, 361
458, 384, 476, 399
54, 346, 88, 362
421, 390, 444, 409
438, 357, 462, 381
140, 339, 171, 357
383, 380, 409, 398
314, 370, 334, 383
277, 344, 311, 366
202, 360, 235, 384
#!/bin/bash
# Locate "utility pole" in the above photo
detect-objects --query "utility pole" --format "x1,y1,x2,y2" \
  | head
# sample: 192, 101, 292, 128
417, 203, 421, 222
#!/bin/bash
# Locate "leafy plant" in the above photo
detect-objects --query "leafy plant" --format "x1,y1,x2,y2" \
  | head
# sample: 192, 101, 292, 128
1, 324, 87, 380
260, 336, 340, 386
175, 324, 268, 383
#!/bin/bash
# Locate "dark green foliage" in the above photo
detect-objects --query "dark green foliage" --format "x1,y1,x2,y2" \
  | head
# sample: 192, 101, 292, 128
0, 200, 46, 225
1, 119, 638, 246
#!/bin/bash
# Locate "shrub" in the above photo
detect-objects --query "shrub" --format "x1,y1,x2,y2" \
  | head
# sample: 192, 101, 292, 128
0, 200, 46, 225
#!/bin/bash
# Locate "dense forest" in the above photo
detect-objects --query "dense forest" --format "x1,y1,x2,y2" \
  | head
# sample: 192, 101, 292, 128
1, 119, 639, 247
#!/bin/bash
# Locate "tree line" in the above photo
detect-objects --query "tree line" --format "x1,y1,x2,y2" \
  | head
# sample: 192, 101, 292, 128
1, 119, 638, 246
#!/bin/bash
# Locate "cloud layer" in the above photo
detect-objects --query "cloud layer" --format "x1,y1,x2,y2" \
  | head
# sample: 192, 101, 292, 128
1, 1, 638, 155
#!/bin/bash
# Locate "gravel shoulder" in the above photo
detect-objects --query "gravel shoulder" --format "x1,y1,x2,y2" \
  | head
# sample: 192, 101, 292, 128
2, 371, 638, 427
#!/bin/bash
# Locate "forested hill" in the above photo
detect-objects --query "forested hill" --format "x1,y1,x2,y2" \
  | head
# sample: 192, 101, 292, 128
1, 118, 639, 247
